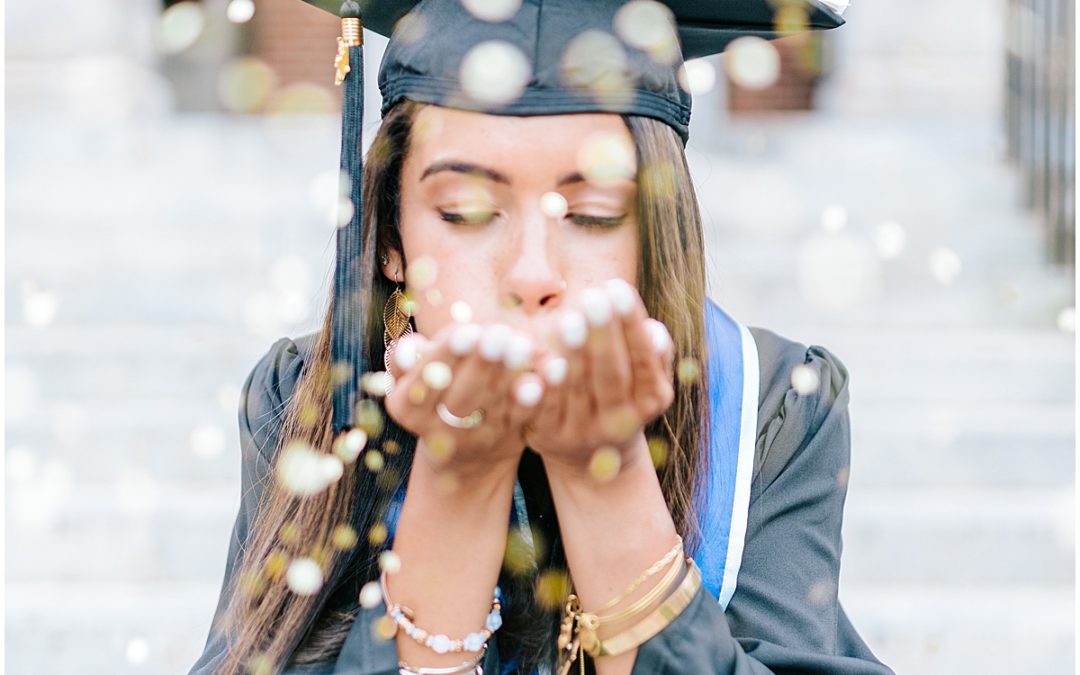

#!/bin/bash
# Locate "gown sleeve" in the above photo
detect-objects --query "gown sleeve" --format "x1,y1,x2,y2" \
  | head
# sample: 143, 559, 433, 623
631, 337, 895, 674
189, 337, 305, 675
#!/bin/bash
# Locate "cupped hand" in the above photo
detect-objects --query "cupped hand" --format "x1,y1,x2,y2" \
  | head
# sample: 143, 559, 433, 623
523, 278, 677, 479
384, 320, 547, 482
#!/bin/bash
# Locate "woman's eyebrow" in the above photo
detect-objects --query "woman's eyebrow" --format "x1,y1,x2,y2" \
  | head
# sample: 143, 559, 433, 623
418, 159, 633, 188
420, 160, 510, 184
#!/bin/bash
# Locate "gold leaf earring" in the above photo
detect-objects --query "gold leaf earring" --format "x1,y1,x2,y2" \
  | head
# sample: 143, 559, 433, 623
383, 275, 414, 376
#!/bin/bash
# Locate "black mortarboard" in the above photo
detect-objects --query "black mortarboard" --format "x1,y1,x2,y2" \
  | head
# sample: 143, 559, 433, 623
310, 0, 848, 433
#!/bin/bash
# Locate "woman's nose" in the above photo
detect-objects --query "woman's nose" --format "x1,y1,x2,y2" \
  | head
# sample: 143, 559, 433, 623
502, 216, 565, 313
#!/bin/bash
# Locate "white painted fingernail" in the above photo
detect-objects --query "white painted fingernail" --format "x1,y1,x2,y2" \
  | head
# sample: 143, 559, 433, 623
559, 311, 587, 349
605, 278, 635, 316
504, 333, 534, 370
449, 323, 481, 356
580, 288, 612, 326
515, 378, 543, 407
646, 319, 672, 354
393, 334, 419, 372
479, 324, 512, 362
542, 357, 568, 385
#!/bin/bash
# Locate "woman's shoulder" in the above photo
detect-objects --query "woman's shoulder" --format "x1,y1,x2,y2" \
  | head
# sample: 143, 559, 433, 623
239, 331, 320, 462
744, 325, 852, 502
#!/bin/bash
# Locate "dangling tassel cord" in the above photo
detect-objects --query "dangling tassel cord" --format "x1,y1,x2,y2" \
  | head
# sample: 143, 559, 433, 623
331, 0, 364, 432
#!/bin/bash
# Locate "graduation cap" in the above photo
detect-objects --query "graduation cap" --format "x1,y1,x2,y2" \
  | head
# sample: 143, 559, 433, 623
306, 0, 848, 433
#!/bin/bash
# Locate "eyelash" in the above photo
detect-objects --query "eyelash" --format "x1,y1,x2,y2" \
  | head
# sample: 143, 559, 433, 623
437, 209, 626, 229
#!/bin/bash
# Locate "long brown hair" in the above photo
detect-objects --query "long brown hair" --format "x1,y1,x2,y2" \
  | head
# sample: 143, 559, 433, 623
215, 99, 710, 674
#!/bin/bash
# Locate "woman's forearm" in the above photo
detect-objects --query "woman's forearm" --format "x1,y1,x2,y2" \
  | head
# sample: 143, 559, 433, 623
543, 433, 681, 675
388, 440, 520, 668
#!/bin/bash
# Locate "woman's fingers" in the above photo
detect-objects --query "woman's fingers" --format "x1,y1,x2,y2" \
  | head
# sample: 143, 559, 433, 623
385, 327, 459, 428
581, 286, 634, 414
436, 322, 499, 423
557, 309, 592, 433
612, 280, 675, 417
526, 354, 568, 446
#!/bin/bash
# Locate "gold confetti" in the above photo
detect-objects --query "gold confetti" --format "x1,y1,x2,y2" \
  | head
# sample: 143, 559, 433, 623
308, 545, 332, 569
265, 550, 289, 582
245, 652, 275, 675
392, 10, 428, 45
364, 450, 385, 473
408, 382, 428, 405
354, 400, 385, 438
368, 523, 389, 546
600, 404, 641, 444
560, 30, 632, 106
279, 521, 300, 546
241, 569, 267, 597
298, 403, 321, 427
588, 446, 622, 482
383, 439, 401, 455
331, 524, 359, 550
422, 431, 456, 465
406, 255, 439, 290
677, 358, 700, 384
774, 4, 809, 33
835, 466, 850, 490
217, 56, 274, 113
372, 615, 398, 641
577, 130, 636, 185
331, 360, 352, 387
647, 436, 669, 468
534, 570, 571, 609
504, 528, 536, 574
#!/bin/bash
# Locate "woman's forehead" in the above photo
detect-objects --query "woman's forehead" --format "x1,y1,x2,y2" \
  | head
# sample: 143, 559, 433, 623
406, 105, 637, 183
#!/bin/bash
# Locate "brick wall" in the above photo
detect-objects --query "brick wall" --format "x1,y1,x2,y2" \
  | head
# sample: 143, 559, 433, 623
726, 35, 824, 113
250, 0, 340, 93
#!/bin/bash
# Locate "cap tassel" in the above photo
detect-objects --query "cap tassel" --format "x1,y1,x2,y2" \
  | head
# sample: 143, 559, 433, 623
332, 0, 364, 432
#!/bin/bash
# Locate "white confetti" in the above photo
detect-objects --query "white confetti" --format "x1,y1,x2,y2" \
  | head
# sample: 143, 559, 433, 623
460, 40, 531, 107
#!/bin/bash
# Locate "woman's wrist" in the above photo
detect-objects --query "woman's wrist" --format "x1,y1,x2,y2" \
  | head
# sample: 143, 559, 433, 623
539, 431, 653, 490
413, 436, 523, 496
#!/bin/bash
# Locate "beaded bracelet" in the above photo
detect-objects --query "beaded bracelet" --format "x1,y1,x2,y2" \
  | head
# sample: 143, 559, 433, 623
380, 568, 504, 654
398, 645, 486, 675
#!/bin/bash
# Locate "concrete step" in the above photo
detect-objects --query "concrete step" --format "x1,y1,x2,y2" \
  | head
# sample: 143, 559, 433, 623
5, 581, 224, 675
7, 483, 1073, 587
3, 581, 1072, 675
840, 486, 1074, 586
840, 584, 1075, 675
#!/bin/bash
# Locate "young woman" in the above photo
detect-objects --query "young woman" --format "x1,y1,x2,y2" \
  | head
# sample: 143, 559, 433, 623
190, 1, 893, 674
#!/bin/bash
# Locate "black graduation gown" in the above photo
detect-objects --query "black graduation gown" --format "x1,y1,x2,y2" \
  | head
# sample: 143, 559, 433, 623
189, 325, 895, 675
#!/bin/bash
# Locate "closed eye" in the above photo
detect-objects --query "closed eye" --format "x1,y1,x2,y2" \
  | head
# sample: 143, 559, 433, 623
570, 214, 627, 228
438, 208, 498, 225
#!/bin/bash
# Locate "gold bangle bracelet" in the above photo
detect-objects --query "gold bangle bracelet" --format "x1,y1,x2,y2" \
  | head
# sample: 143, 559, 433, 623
592, 557, 702, 658
594, 535, 683, 614
593, 548, 684, 627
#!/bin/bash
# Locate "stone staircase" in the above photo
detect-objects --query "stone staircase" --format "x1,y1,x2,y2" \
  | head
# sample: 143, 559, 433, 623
6, 2, 1075, 673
